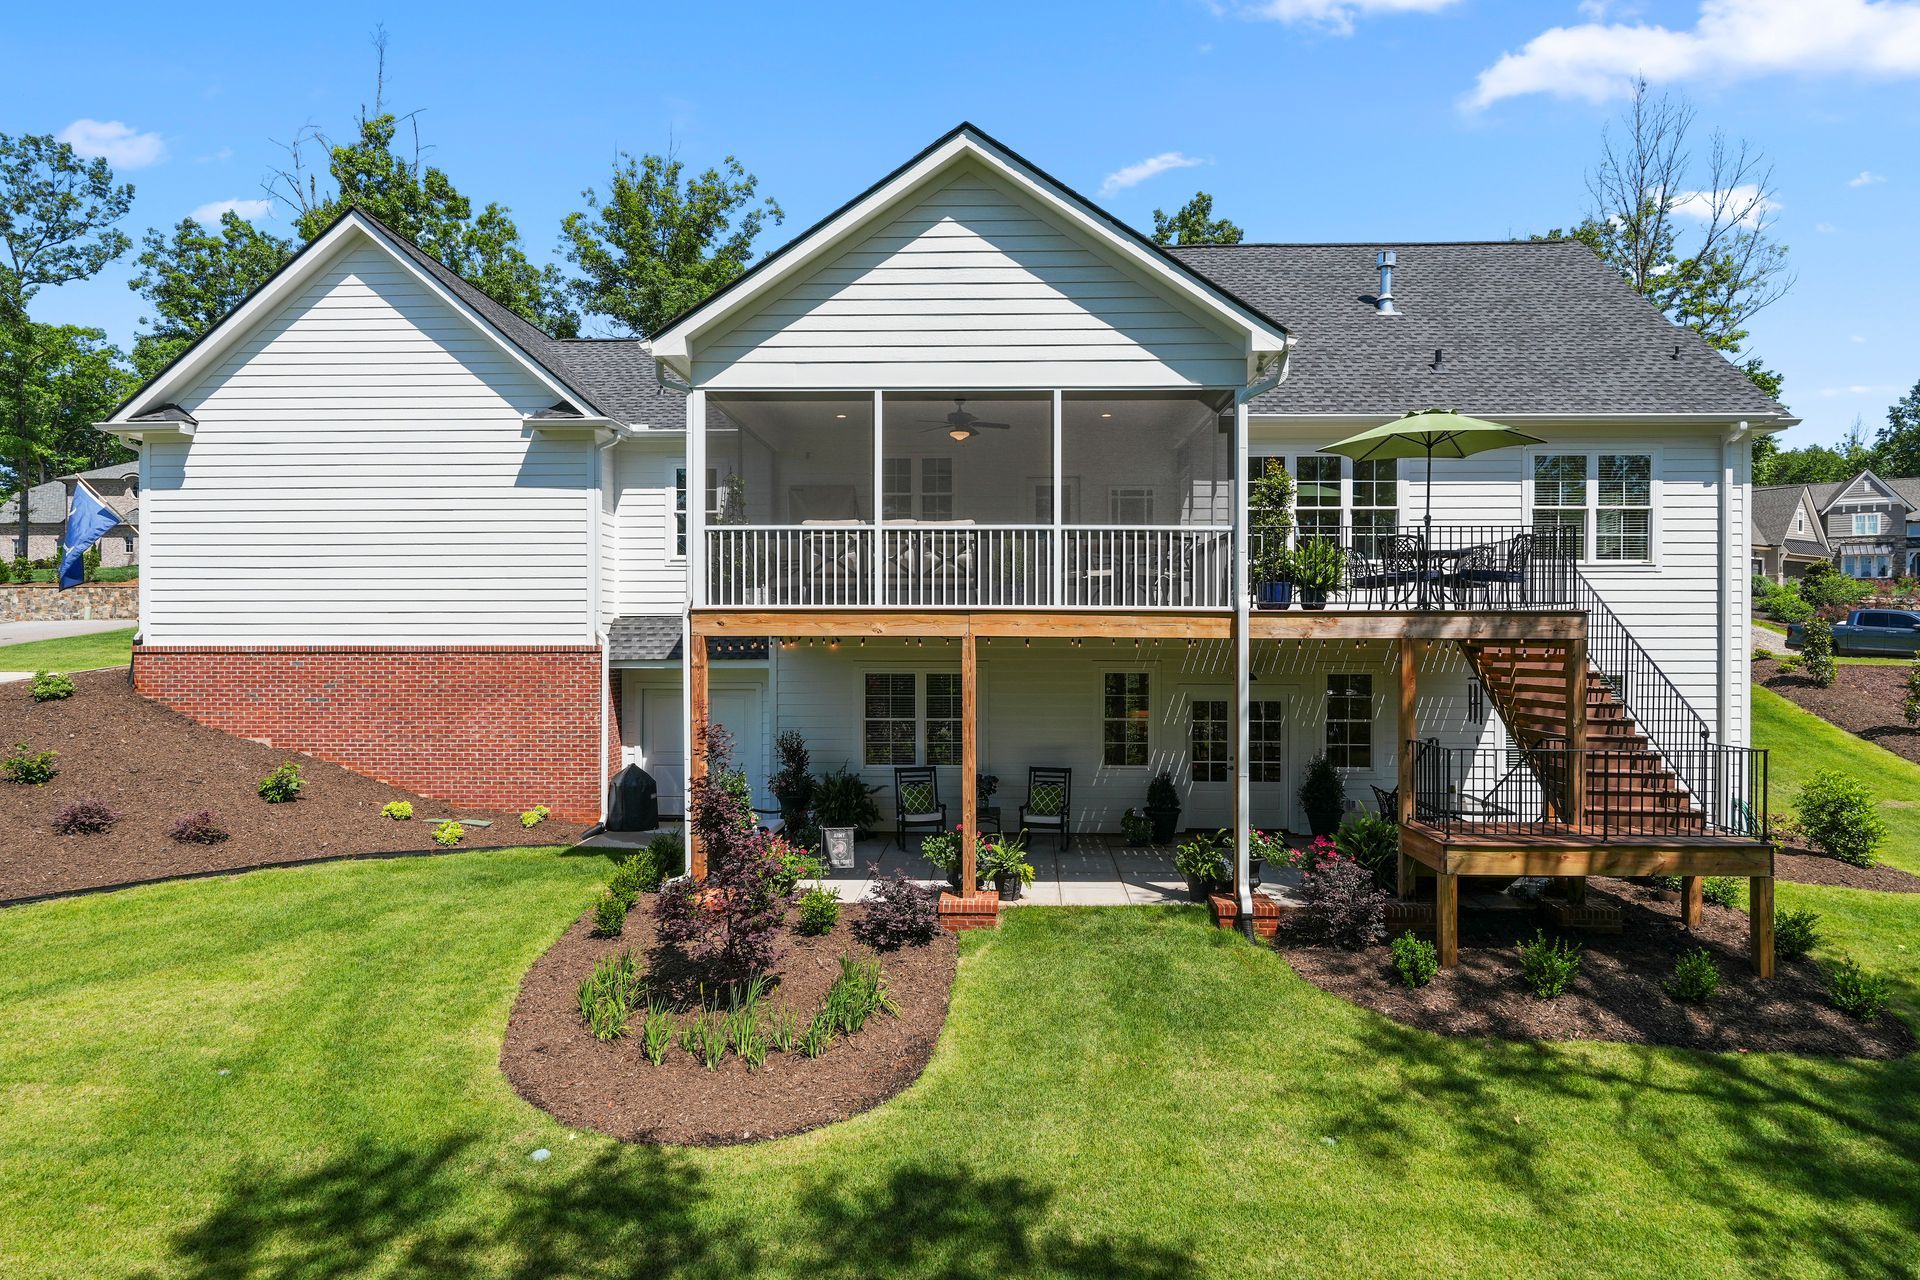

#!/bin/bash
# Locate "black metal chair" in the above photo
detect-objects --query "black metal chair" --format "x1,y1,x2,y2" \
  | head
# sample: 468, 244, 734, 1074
892, 766, 947, 852
1370, 784, 1398, 817
1457, 531, 1535, 609
1445, 541, 1499, 609
1017, 766, 1072, 852
1348, 534, 1432, 609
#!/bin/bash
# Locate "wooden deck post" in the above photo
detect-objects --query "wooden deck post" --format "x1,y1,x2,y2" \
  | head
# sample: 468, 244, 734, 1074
1681, 875, 1703, 929
1750, 875, 1775, 977
1396, 639, 1419, 898
960, 628, 978, 895
1435, 869, 1459, 967
688, 631, 709, 880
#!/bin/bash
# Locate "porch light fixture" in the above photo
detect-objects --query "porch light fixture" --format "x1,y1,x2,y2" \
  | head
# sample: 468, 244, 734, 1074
948, 426, 974, 441
835, 413, 847, 419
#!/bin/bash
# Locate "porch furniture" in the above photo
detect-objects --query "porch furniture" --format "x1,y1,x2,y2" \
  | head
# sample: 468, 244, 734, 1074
1455, 531, 1536, 608
1017, 767, 1073, 851
893, 766, 948, 852
1443, 541, 1499, 610
1371, 784, 1398, 816
1348, 534, 1434, 609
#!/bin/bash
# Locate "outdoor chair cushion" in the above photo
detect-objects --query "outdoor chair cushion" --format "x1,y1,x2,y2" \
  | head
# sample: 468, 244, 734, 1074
900, 782, 938, 816
1026, 782, 1065, 817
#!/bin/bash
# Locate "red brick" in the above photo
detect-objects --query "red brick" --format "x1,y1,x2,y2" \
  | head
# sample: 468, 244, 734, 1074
937, 888, 1001, 932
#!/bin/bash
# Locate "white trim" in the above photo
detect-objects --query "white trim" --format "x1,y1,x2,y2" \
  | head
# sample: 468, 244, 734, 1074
98, 421, 193, 445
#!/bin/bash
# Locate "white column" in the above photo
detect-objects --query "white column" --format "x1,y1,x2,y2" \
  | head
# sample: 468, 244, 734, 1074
1233, 399, 1253, 920
683, 388, 705, 824
1051, 389, 1064, 607
872, 390, 885, 607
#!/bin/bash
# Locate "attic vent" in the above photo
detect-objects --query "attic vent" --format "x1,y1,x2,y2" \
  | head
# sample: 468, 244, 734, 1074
1375, 250, 1397, 316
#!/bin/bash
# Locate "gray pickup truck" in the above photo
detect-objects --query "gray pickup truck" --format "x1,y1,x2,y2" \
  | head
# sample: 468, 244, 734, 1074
1786, 607, 1920, 656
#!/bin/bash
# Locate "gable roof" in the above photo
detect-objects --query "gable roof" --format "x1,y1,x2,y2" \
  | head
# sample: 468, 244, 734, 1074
1169, 241, 1793, 420
1814, 468, 1914, 512
0, 479, 66, 525
648, 122, 1291, 379
108, 208, 687, 431
1752, 485, 1823, 548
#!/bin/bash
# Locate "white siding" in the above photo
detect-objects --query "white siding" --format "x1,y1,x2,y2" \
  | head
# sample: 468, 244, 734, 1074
693, 164, 1246, 390
609, 437, 688, 615
143, 240, 594, 644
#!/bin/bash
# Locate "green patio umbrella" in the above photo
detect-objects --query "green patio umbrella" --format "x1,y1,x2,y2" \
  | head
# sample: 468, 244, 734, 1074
1320, 409, 1545, 541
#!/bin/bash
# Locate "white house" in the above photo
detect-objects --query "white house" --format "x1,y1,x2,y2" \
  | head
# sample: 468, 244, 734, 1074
102, 125, 1790, 965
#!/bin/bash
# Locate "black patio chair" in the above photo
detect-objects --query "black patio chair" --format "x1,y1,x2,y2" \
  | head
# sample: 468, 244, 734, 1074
1347, 533, 1433, 609
1017, 767, 1073, 852
1457, 531, 1536, 609
893, 766, 947, 852
1370, 784, 1398, 817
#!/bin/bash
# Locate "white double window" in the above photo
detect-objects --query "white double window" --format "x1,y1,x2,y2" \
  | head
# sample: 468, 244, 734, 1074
862, 671, 964, 767
1248, 453, 1398, 546
1529, 452, 1655, 563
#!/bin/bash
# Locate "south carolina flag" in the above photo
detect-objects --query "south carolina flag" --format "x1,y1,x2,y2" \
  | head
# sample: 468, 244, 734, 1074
58, 481, 119, 591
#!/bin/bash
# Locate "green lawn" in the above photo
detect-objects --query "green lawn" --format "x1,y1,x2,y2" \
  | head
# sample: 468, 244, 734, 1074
0, 626, 135, 672
2, 847, 1917, 1280
1754, 683, 1920, 877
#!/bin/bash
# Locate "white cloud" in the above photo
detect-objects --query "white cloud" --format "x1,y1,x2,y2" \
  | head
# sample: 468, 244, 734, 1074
1668, 183, 1782, 226
189, 198, 272, 224
1468, 0, 1920, 109
1815, 221, 1839, 233
1100, 151, 1206, 196
1819, 383, 1901, 397
56, 119, 168, 169
1215, 0, 1459, 36
1847, 169, 1886, 186
1850, 334, 1868, 343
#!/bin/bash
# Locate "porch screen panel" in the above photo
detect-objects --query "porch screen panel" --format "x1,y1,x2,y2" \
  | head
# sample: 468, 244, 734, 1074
706, 393, 874, 524
864, 673, 918, 766
1103, 673, 1150, 766
1063, 392, 1232, 527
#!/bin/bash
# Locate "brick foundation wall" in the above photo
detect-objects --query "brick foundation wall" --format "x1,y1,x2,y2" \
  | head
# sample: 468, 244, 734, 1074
132, 644, 606, 821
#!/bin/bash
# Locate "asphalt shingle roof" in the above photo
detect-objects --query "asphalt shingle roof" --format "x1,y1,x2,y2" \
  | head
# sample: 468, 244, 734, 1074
1752, 485, 1817, 547
0, 480, 66, 525
1167, 240, 1790, 419
607, 616, 767, 661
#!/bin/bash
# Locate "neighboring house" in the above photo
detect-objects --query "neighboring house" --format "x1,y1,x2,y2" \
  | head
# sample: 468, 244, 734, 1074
1754, 470, 1920, 582
1750, 484, 1829, 583
0, 480, 65, 563
101, 125, 1790, 967
59, 461, 140, 567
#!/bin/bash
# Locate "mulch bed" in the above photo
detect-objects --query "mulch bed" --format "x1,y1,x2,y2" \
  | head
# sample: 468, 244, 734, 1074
0, 669, 580, 904
1753, 656, 1920, 767
1281, 878, 1913, 1059
502, 899, 958, 1146
1776, 848, 1920, 893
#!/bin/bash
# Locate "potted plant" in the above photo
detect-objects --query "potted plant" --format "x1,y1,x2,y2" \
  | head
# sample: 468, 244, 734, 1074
813, 766, 882, 840
976, 772, 999, 812
1248, 459, 1296, 610
1144, 771, 1182, 844
1298, 752, 1347, 837
770, 730, 815, 831
1290, 538, 1347, 610
1120, 807, 1154, 847
921, 827, 964, 891
1174, 831, 1231, 902
978, 830, 1035, 900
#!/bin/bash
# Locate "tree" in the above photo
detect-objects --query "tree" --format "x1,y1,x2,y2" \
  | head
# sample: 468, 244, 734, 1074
128, 212, 295, 378
1150, 192, 1243, 247
559, 152, 782, 338
0, 132, 134, 547
1876, 378, 1920, 478
0, 322, 135, 494
1542, 79, 1791, 399
266, 33, 576, 336
1754, 416, 1879, 486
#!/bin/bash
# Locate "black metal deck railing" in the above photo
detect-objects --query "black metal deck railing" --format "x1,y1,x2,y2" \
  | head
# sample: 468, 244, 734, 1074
1247, 524, 1578, 612
1409, 740, 1769, 841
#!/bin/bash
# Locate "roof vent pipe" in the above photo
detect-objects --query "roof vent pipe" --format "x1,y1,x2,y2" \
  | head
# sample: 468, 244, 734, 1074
1375, 250, 1397, 315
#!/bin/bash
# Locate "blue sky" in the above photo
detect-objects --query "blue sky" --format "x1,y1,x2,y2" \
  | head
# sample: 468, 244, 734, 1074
6, 0, 1918, 446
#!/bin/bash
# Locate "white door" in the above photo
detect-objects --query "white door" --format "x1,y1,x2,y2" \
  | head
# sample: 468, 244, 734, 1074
1176, 685, 1233, 830
1248, 693, 1291, 833
639, 687, 685, 816
711, 685, 768, 812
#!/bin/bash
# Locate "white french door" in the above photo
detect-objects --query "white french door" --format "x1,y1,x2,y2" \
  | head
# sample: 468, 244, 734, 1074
1176, 685, 1293, 833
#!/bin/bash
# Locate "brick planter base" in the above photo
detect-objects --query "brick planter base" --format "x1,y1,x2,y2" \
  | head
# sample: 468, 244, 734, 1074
937, 889, 1000, 932
131, 643, 608, 820
1541, 900, 1625, 933
1208, 891, 1285, 939
1386, 900, 1436, 932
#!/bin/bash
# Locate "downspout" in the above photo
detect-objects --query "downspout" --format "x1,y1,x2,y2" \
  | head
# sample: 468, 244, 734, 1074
1719, 421, 1750, 748
595, 431, 620, 826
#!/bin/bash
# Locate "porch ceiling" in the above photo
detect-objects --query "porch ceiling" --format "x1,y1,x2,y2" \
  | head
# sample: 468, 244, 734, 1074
690, 607, 1586, 642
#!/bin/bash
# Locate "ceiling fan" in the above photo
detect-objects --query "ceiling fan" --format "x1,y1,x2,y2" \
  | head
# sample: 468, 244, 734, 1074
918, 398, 1011, 442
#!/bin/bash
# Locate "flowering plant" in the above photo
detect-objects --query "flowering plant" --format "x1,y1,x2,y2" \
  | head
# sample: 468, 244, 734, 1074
921, 827, 964, 878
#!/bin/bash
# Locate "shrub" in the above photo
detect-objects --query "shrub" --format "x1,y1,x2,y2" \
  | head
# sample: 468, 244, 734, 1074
1768, 592, 1814, 625
851, 869, 940, 950
51, 798, 120, 835
920, 828, 964, 881
766, 835, 820, 896
169, 810, 228, 844
1145, 771, 1180, 813
625, 839, 674, 893
576, 950, 642, 1041
1174, 831, 1230, 886
1752, 646, 1774, 662
1825, 956, 1891, 1021
607, 856, 644, 909
1796, 769, 1887, 867
1774, 908, 1822, 960
381, 800, 413, 821
645, 832, 685, 881
29, 670, 74, 702
432, 820, 464, 847
4, 742, 58, 786
1297, 752, 1347, 836
1334, 814, 1399, 890
1647, 873, 1683, 892
257, 761, 303, 804
1702, 876, 1741, 908
590, 890, 628, 938
653, 727, 786, 981
1390, 932, 1438, 988
1905, 661, 1920, 727
1293, 854, 1388, 949
770, 729, 815, 824
1517, 930, 1582, 999
520, 804, 551, 829
796, 885, 842, 936
1119, 807, 1154, 846
1665, 948, 1721, 1003
1800, 617, 1837, 688
1800, 561, 1872, 611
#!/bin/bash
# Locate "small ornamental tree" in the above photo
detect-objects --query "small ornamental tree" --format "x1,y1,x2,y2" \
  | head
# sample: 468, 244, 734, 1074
1904, 661, 1920, 727
1800, 616, 1837, 689
653, 723, 784, 983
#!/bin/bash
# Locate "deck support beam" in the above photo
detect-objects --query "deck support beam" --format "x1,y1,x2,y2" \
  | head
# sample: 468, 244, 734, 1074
961, 629, 978, 895
1750, 875, 1775, 977
1397, 639, 1421, 899
1435, 870, 1459, 967
1681, 875, 1703, 929
688, 628, 710, 880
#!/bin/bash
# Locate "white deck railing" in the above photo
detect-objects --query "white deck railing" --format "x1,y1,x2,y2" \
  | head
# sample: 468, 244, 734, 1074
704, 524, 1234, 609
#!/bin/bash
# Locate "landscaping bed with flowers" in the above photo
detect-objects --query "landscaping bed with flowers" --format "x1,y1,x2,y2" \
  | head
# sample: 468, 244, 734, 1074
502, 731, 959, 1147
0, 669, 571, 904
1270, 826, 1911, 1059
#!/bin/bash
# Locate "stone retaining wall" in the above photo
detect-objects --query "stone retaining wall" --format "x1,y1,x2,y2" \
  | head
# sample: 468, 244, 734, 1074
0, 582, 139, 622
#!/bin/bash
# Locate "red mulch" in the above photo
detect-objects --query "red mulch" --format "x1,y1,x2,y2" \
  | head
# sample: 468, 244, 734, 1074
1281, 879, 1913, 1060
0, 670, 582, 904
1776, 848, 1920, 893
1754, 656, 1920, 767
502, 899, 957, 1146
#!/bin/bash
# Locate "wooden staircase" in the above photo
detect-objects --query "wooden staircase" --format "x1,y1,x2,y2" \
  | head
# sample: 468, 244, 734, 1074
1462, 641, 1705, 835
